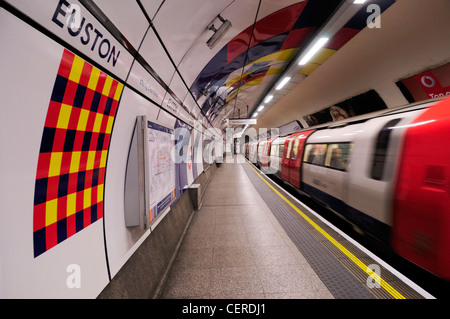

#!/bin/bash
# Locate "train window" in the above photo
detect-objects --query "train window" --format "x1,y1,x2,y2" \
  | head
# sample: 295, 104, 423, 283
286, 140, 293, 159
278, 144, 284, 158
258, 142, 264, 155
303, 144, 327, 166
303, 144, 314, 163
325, 143, 353, 171
270, 143, 277, 156
371, 119, 401, 180
291, 139, 300, 160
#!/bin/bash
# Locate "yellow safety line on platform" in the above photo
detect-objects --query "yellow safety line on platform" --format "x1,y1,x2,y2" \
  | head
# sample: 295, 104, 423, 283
246, 162, 405, 299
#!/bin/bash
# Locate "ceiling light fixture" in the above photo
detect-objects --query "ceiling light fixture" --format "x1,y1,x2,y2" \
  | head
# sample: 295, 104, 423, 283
257, 105, 264, 112
253, 113, 258, 117
264, 95, 273, 103
276, 76, 291, 90
248, 0, 368, 128
206, 14, 232, 49
298, 37, 329, 66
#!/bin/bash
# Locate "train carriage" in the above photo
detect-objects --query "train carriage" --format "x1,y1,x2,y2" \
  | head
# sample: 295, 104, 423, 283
392, 97, 450, 280
267, 97, 450, 280
301, 105, 427, 241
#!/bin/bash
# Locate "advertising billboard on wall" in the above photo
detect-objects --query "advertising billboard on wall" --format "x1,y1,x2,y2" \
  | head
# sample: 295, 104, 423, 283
396, 63, 450, 103
303, 90, 387, 126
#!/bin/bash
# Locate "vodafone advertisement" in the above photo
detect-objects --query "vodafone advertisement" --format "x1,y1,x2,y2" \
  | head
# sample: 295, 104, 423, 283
398, 63, 450, 102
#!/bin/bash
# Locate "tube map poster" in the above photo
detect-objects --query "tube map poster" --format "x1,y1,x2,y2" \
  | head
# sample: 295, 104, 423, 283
147, 121, 176, 223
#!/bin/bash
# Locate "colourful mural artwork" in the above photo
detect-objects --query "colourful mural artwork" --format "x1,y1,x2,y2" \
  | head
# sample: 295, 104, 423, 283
33, 49, 123, 257
190, 1, 319, 123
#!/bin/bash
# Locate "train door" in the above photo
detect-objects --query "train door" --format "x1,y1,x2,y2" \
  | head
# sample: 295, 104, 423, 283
256, 140, 262, 166
282, 131, 314, 188
249, 141, 258, 163
281, 135, 294, 182
288, 135, 302, 188
346, 112, 424, 241
260, 137, 274, 172
269, 137, 286, 177
266, 138, 274, 167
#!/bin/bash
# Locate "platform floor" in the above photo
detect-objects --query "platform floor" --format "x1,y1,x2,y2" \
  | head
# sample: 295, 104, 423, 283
160, 155, 427, 299
160, 157, 333, 299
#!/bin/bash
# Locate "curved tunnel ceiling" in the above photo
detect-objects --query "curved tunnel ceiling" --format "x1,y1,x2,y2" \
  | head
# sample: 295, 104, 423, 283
149, 0, 397, 131
83, 0, 448, 133
188, 0, 343, 127
159, 0, 392, 130
162, 0, 394, 127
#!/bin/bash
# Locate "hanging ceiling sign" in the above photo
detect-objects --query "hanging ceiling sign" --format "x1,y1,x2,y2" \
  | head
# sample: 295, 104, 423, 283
228, 119, 257, 125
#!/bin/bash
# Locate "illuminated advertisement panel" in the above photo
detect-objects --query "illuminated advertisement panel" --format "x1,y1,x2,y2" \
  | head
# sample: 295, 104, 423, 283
397, 63, 450, 102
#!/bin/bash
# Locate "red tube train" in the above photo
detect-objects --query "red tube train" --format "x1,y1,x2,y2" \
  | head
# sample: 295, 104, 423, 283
243, 97, 450, 281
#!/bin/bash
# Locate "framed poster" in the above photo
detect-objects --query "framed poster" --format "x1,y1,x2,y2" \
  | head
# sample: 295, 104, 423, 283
146, 120, 176, 226
303, 90, 387, 126
396, 63, 450, 103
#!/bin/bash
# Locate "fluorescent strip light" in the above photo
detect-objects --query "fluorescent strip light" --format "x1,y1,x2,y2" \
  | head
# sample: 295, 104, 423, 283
264, 95, 273, 103
276, 77, 291, 90
257, 105, 264, 112
353, 0, 367, 4
298, 37, 329, 66
253, 113, 258, 117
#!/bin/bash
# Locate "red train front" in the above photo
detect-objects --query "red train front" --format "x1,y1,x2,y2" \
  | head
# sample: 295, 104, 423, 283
392, 97, 450, 280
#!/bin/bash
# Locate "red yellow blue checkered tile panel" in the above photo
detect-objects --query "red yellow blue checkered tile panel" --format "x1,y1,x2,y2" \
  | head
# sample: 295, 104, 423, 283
33, 49, 123, 257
